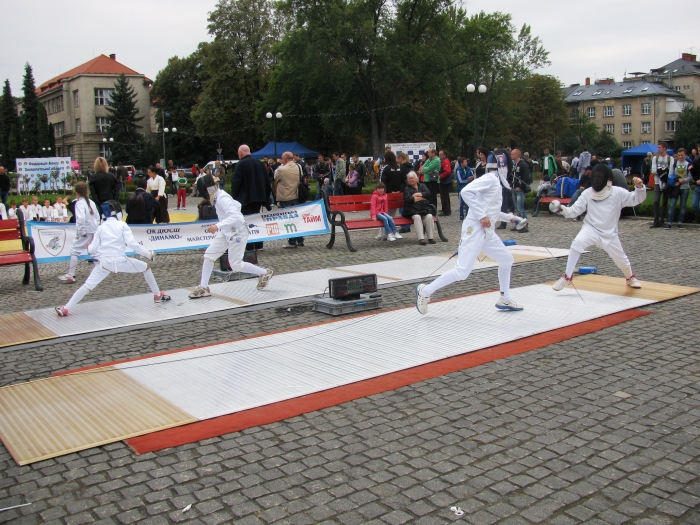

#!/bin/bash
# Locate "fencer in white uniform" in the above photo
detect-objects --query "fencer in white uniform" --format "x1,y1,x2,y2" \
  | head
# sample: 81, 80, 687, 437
415, 167, 525, 314
189, 174, 273, 299
58, 182, 99, 284
55, 200, 170, 316
552, 164, 645, 291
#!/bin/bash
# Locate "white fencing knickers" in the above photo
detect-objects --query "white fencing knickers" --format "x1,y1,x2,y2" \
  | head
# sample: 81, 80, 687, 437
421, 219, 514, 300
200, 230, 266, 288
565, 224, 633, 278
67, 233, 94, 277
65, 257, 160, 311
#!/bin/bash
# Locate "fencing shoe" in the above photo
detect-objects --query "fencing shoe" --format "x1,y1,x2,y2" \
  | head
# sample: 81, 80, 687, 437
189, 286, 211, 299
495, 298, 523, 311
552, 274, 572, 291
55, 306, 69, 317
626, 275, 642, 289
154, 292, 172, 303
257, 268, 274, 290
415, 283, 429, 314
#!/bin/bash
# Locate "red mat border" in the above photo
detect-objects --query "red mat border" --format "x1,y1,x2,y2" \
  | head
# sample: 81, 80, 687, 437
126, 309, 650, 454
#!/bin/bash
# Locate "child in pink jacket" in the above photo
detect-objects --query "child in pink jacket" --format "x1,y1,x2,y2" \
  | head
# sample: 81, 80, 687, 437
370, 182, 403, 241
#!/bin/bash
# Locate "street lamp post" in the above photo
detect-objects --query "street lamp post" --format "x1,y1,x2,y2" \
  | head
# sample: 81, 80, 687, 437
265, 112, 283, 161
102, 137, 114, 161
467, 84, 487, 155
163, 128, 177, 165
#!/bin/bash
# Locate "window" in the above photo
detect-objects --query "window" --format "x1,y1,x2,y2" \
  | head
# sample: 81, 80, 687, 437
99, 144, 112, 158
73, 90, 79, 107
68, 145, 75, 159
96, 117, 111, 132
53, 121, 64, 138
641, 86, 649, 92
622, 141, 633, 149
43, 95, 64, 115
603, 106, 614, 117
75, 119, 81, 133
641, 141, 650, 145
622, 104, 631, 116
674, 86, 681, 91
94, 88, 114, 105
593, 89, 604, 96
623, 87, 634, 93
586, 107, 596, 118
604, 124, 614, 134
641, 103, 651, 115
573, 90, 584, 96
665, 121, 678, 132
56, 147, 62, 157
622, 123, 632, 134
569, 108, 579, 118
641, 122, 651, 134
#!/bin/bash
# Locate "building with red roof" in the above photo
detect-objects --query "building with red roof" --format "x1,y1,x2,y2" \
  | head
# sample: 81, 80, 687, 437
36, 54, 156, 169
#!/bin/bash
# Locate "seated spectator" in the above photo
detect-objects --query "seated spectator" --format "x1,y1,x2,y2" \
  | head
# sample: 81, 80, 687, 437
371, 182, 402, 241
403, 172, 435, 245
568, 165, 592, 221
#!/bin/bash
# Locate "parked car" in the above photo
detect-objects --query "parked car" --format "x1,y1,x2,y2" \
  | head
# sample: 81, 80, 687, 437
203, 160, 238, 172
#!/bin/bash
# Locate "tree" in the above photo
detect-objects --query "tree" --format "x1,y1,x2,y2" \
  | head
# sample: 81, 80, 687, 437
566, 110, 599, 151
0, 79, 17, 165
673, 106, 700, 151
8, 123, 21, 170
105, 73, 144, 164
21, 63, 40, 157
594, 129, 623, 158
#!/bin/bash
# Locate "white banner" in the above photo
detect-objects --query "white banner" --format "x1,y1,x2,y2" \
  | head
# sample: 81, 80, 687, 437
26, 200, 330, 263
384, 142, 436, 159
15, 157, 75, 193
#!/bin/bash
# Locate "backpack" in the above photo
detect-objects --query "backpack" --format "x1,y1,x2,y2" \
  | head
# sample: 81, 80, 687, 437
199, 202, 218, 220
296, 164, 310, 203
126, 192, 147, 224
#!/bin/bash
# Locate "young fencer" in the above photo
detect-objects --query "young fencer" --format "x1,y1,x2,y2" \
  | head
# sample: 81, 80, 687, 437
58, 182, 99, 284
415, 153, 526, 315
551, 164, 644, 290
55, 200, 170, 316
188, 174, 273, 298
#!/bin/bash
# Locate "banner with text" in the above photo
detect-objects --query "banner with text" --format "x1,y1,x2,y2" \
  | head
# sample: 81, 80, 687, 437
26, 200, 330, 262
15, 157, 75, 193
384, 142, 436, 161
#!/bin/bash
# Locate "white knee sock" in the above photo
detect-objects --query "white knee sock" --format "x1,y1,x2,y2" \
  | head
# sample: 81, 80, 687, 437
498, 266, 512, 301
143, 269, 161, 295
241, 262, 267, 276
65, 285, 90, 310
421, 270, 457, 297
68, 255, 78, 277
200, 260, 215, 288
565, 250, 582, 278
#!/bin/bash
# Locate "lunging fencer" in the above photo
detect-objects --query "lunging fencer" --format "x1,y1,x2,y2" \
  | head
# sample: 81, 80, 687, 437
415, 153, 526, 315
189, 174, 273, 299
55, 201, 170, 316
551, 164, 645, 291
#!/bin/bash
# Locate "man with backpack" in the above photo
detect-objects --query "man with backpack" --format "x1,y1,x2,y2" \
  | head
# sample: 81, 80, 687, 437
126, 178, 156, 224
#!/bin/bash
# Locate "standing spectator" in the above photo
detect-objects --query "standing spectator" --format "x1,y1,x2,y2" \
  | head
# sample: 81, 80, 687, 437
474, 147, 489, 178
88, 157, 120, 211
523, 151, 534, 177
332, 152, 346, 196
570, 154, 580, 179
116, 162, 128, 193
511, 148, 530, 231
293, 153, 306, 175
345, 164, 359, 194
541, 148, 557, 182
313, 154, 330, 199
146, 166, 169, 224
381, 151, 405, 195
176, 170, 188, 210
274, 151, 304, 248
191, 164, 198, 176
667, 148, 691, 229
455, 157, 473, 220
491, 146, 513, 229
403, 172, 435, 245
126, 178, 156, 224
214, 160, 226, 190
0, 165, 10, 208
438, 149, 452, 216
650, 141, 673, 228
352, 154, 366, 194
578, 148, 592, 178
231, 144, 272, 251
168, 167, 178, 196
422, 148, 440, 210
690, 143, 700, 220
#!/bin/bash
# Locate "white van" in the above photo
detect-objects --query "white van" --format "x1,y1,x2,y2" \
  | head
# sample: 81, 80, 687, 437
203, 160, 238, 172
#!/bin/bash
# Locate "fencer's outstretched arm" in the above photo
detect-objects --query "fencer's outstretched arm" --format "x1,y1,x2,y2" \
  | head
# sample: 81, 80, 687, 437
560, 194, 589, 219
621, 180, 646, 207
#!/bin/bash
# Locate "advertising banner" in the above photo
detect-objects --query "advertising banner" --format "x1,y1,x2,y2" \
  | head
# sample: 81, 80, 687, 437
26, 200, 330, 263
15, 157, 75, 194
384, 142, 436, 161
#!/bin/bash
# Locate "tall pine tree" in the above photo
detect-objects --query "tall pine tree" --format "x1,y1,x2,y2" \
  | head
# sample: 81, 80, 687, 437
0, 80, 16, 166
105, 74, 144, 164
21, 63, 40, 157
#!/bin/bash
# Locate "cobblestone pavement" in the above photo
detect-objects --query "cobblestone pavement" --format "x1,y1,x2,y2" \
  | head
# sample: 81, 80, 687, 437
1, 194, 699, 524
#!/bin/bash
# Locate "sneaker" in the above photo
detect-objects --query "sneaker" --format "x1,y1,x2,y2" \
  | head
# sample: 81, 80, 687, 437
55, 306, 69, 317
677, 223, 684, 229
387, 233, 396, 241
394, 232, 403, 239
58, 273, 75, 283
176, 207, 180, 210
517, 226, 529, 233
665, 223, 672, 229
415, 283, 429, 314
154, 292, 172, 303
626, 275, 642, 289
495, 298, 523, 311
257, 268, 274, 290
514, 217, 528, 230
428, 239, 436, 244
552, 274, 573, 291
189, 286, 211, 299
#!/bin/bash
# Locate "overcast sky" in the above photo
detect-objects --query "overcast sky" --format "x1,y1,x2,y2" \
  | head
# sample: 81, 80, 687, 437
0, 0, 697, 95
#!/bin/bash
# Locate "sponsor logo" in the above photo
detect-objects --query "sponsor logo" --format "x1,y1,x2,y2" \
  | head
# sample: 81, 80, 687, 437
466, 226, 473, 235
37, 227, 66, 256
302, 214, 322, 223
266, 223, 280, 235
284, 223, 298, 233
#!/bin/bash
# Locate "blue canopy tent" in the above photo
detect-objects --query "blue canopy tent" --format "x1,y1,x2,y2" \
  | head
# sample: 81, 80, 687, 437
250, 142, 320, 160
621, 144, 674, 175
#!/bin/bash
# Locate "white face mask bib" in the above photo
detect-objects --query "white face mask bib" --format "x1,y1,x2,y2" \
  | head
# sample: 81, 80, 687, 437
207, 186, 218, 200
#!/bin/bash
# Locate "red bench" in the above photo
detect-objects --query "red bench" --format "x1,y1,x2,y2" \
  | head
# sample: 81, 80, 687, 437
324, 193, 448, 252
0, 212, 43, 291
539, 197, 571, 213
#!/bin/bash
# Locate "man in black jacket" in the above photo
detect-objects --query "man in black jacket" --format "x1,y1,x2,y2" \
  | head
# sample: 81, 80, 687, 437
231, 144, 272, 250
126, 179, 156, 224
0, 165, 10, 208
510, 149, 530, 232
88, 158, 120, 210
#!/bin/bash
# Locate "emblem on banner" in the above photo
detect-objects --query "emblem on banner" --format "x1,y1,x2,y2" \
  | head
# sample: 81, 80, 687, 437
38, 228, 66, 256
266, 223, 280, 235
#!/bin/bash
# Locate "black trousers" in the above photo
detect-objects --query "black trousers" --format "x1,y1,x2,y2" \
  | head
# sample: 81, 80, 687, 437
653, 186, 668, 226
439, 183, 451, 215
426, 181, 439, 210
241, 202, 264, 250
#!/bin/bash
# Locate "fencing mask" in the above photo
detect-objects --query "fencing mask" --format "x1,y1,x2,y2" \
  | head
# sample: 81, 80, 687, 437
590, 164, 613, 201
